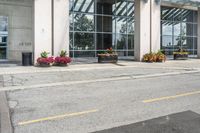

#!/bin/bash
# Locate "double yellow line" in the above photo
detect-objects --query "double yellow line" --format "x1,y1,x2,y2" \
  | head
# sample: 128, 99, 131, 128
18, 109, 98, 126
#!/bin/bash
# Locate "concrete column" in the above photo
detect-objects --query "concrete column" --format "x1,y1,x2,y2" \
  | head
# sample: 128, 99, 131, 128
198, 8, 200, 58
34, 0, 52, 63
134, 0, 160, 61
150, 0, 161, 52
53, 0, 69, 56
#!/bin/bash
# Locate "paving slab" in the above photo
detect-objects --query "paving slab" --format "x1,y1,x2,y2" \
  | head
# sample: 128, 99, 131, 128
93, 111, 200, 133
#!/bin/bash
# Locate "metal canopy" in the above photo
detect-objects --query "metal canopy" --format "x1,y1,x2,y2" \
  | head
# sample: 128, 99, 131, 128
162, 0, 200, 7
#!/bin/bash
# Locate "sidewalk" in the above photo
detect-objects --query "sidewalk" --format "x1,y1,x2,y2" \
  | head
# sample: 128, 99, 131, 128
0, 59, 200, 75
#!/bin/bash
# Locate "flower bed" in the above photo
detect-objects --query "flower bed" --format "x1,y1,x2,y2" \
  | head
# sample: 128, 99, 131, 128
37, 51, 54, 67
143, 51, 166, 63
97, 48, 118, 63
54, 50, 72, 66
98, 54, 118, 63
173, 52, 188, 60
173, 49, 188, 60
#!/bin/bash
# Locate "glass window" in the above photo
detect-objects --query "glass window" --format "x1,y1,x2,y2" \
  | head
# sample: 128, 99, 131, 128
74, 14, 94, 31
162, 21, 172, 35
96, 16, 115, 33
73, 0, 95, 13
96, 0, 115, 15
115, 1, 127, 16
128, 35, 134, 49
116, 34, 127, 50
162, 35, 173, 49
0, 47, 6, 59
116, 17, 127, 33
96, 33, 114, 50
74, 32, 95, 50
173, 22, 181, 36
69, 0, 135, 58
161, 6, 198, 56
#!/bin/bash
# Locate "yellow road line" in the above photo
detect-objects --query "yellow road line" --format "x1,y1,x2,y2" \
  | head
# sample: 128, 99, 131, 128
18, 109, 98, 126
143, 90, 200, 103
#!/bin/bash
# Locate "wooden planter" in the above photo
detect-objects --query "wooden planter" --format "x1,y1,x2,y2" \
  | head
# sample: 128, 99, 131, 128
173, 52, 188, 60
98, 54, 118, 63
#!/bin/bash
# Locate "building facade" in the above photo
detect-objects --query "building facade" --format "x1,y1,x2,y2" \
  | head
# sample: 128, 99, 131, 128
0, 0, 200, 63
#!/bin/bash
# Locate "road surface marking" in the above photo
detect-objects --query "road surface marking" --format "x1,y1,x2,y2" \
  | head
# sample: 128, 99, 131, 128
18, 109, 98, 126
143, 90, 200, 103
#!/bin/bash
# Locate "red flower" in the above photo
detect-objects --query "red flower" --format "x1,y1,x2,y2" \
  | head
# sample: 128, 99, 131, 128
55, 57, 72, 64
37, 57, 54, 64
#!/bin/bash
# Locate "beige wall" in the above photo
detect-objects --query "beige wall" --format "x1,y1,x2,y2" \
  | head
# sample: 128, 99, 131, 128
0, 0, 33, 62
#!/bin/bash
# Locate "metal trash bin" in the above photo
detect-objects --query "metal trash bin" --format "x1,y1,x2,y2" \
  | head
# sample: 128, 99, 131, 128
22, 52, 32, 66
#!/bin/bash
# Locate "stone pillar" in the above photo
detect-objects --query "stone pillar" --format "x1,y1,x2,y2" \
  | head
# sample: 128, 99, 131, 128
53, 0, 69, 56
198, 7, 200, 58
34, 0, 52, 63
134, 0, 160, 61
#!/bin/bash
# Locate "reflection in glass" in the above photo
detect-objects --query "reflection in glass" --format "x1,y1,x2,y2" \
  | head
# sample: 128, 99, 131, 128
173, 22, 181, 36
70, 0, 135, 58
96, 33, 114, 50
116, 17, 127, 33
128, 35, 134, 49
127, 18, 134, 34
162, 35, 173, 49
74, 51, 95, 57
74, 33, 94, 50
97, 16, 115, 33
74, 14, 94, 31
162, 22, 172, 35
116, 34, 127, 50
115, 1, 127, 16
161, 6, 198, 56
73, 0, 94, 13
96, 0, 115, 15
69, 32, 73, 50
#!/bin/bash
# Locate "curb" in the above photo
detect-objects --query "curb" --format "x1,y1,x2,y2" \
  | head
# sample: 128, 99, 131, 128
0, 92, 13, 133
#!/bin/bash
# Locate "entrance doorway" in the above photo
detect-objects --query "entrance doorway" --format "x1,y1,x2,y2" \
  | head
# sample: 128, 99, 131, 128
0, 16, 8, 59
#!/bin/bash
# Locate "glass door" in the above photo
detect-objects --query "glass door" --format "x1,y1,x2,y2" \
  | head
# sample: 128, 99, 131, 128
0, 16, 8, 59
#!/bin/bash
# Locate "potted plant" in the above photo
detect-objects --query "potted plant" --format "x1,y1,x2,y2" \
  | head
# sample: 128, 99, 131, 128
37, 51, 54, 67
54, 50, 72, 66
97, 48, 118, 63
143, 51, 166, 63
156, 51, 166, 62
173, 48, 188, 60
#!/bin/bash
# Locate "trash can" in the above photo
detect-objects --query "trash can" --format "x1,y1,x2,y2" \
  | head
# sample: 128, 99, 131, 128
22, 52, 32, 66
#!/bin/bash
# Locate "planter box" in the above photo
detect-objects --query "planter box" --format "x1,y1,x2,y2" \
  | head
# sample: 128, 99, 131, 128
54, 63, 68, 67
98, 54, 118, 63
173, 52, 188, 60
38, 63, 51, 67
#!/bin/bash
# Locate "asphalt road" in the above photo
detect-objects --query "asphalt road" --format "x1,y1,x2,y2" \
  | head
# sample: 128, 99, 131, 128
5, 68, 200, 133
